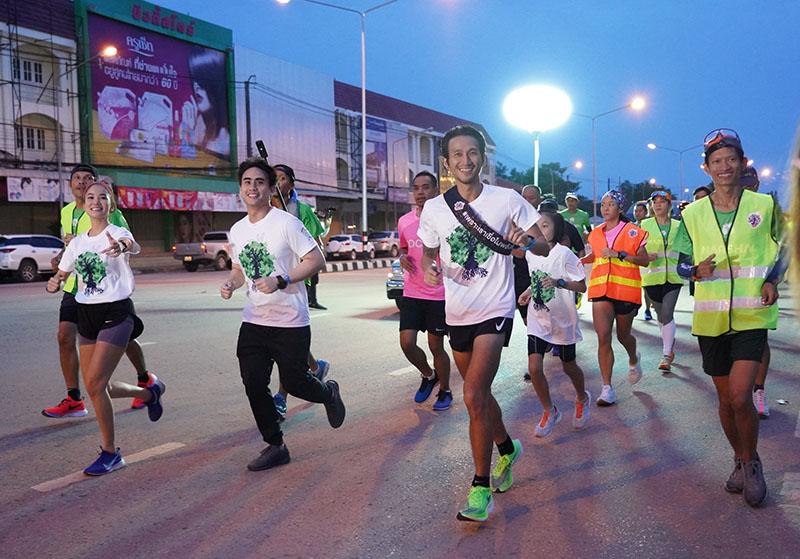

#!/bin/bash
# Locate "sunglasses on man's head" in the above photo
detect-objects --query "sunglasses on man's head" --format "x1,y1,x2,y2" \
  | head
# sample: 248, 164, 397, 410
703, 128, 740, 148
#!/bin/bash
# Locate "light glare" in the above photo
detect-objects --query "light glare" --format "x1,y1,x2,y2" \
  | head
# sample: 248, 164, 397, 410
761, 168, 771, 177
647, 143, 657, 150
102, 46, 117, 57
630, 97, 646, 110
574, 160, 583, 169
503, 85, 573, 133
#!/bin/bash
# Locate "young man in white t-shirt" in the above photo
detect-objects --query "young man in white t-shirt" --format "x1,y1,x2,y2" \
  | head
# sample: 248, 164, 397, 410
417, 125, 549, 522
220, 158, 346, 472
398, 171, 452, 410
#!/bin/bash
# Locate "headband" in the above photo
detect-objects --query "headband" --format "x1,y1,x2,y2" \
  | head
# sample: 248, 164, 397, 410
82, 181, 114, 199
601, 190, 625, 208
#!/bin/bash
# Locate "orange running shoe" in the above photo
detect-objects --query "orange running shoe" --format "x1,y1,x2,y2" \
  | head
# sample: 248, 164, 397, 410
42, 395, 88, 418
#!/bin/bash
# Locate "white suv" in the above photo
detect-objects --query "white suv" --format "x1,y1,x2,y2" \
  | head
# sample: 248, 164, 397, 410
368, 231, 400, 257
325, 235, 375, 260
0, 234, 64, 282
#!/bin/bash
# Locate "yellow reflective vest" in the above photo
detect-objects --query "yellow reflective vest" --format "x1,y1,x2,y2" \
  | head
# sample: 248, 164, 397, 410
639, 217, 683, 286
59, 202, 129, 294
681, 190, 778, 336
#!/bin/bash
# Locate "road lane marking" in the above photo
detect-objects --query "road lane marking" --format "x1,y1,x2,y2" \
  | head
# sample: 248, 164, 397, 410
139, 342, 157, 346
32, 442, 186, 492
388, 366, 416, 377
795, 407, 800, 438
310, 313, 329, 318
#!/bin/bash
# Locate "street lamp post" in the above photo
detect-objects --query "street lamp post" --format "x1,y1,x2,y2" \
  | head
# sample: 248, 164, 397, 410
277, 0, 400, 256
502, 85, 572, 190
646, 142, 703, 193
574, 97, 645, 220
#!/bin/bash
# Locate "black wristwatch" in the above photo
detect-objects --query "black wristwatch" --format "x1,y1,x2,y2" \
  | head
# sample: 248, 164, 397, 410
617, 250, 628, 260
276, 274, 288, 290
556, 279, 567, 289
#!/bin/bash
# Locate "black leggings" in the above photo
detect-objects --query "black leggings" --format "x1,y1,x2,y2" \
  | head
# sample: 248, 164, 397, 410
236, 322, 332, 446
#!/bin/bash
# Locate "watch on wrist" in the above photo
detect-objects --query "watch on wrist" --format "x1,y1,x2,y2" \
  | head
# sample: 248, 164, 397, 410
618, 250, 628, 260
276, 275, 288, 290
556, 278, 567, 289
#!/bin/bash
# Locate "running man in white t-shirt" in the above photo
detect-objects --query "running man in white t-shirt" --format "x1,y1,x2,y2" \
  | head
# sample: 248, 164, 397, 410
417, 125, 549, 522
220, 158, 345, 472
398, 171, 452, 410
517, 211, 590, 439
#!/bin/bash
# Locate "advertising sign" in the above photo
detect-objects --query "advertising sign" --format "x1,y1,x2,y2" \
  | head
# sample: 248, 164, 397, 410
365, 116, 388, 195
118, 186, 246, 213
87, 13, 231, 168
6, 178, 72, 203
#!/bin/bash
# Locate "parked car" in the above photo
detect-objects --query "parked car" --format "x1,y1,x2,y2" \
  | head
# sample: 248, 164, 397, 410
325, 235, 375, 260
172, 231, 232, 272
386, 258, 404, 310
0, 234, 64, 282
368, 231, 400, 257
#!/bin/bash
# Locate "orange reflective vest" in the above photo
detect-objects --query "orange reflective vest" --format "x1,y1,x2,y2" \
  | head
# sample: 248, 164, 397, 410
587, 221, 648, 304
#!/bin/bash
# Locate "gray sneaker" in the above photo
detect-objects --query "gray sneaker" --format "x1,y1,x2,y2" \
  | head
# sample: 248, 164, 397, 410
324, 380, 346, 428
724, 458, 744, 493
743, 454, 767, 507
247, 443, 290, 471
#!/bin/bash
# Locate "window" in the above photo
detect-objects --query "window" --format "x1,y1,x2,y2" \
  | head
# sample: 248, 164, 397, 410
17, 126, 47, 151
15, 125, 23, 149
25, 128, 35, 149
420, 137, 432, 166
33, 62, 43, 83
36, 129, 46, 150
22, 59, 32, 81
407, 135, 414, 163
13, 56, 46, 85
12, 58, 20, 80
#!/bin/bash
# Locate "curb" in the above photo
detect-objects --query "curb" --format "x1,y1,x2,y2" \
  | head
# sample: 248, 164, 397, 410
323, 258, 393, 273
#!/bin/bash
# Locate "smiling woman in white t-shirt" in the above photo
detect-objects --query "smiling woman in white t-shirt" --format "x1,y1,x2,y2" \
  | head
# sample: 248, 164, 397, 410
47, 181, 165, 477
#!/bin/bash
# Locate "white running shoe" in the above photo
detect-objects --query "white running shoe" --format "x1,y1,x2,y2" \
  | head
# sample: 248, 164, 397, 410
628, 351, 643, 384
753, 389, 770, 418
658, 354, 672, 373
534, 406, 563, 438
573, 390, 591, 429
596, 385, 616, 406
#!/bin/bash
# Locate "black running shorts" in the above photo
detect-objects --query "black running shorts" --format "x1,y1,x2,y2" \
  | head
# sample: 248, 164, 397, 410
447, 316, 513, 353
697, 329, 767, 377
399, 297, 446, 336
527, 335, 577, 362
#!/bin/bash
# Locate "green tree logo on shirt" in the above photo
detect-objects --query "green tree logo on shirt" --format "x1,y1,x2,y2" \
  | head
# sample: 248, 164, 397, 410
239, 241, 274, 290
447, 226, 492, 280
530, 269, 555, 312
75, 252, 106, 296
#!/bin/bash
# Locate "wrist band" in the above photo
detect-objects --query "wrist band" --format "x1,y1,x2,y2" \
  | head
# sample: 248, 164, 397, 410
521, 237, 536, 251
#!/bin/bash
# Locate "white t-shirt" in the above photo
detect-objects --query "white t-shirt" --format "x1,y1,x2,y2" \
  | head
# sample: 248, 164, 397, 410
230, 208, 320, 327
417, 184, 540, 326
59, 224, 138, 304
525, 243, 585, 345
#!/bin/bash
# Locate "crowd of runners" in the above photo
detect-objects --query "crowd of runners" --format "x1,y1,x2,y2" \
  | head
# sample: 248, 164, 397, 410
40, 124, 790, 521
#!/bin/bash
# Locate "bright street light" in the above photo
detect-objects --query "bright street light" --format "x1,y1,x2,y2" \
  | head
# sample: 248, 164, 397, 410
761, 168, 771, 177
102, 46, 118, 57
277, 0, 400, 256
646, 142, 703, 193
649, 178, 657, 185
503, 84, 572, 188
574, 160, 583, 169
574, 96, 646, 219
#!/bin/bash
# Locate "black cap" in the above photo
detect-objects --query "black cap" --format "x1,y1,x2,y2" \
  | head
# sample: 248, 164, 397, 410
272, 164, 295, 183
539, 198, 559, 211
70, 164, 97, 180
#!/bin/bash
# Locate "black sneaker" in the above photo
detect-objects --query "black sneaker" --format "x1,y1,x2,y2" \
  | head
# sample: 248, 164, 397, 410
324, 380, 346, 428
743, 454, 767, 507
414, 371, 439, 403
309, 302, 327, 310
247, 443, 291, 471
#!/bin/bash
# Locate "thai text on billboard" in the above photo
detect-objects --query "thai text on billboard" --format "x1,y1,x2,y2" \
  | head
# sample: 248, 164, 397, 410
87, 14, 231, 169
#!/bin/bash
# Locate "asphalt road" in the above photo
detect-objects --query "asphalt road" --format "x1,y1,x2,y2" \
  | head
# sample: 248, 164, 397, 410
1, 269, 799, 558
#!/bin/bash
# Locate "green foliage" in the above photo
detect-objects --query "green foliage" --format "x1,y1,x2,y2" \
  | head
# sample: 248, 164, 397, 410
239, 241, 274, 283
446, 226, 492, 280
75, 252, 107, 295
496, 161, 582, 205
530, 269, 555, 311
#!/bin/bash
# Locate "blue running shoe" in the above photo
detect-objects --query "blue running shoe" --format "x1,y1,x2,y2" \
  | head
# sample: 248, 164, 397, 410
414, 371, 439, 403
314, 359, 330, 381
432, 389, 453, 411
84, 447, 125, 476
273, 394, 287, 421
145, 379, 165, 422
644, 309, 653, 320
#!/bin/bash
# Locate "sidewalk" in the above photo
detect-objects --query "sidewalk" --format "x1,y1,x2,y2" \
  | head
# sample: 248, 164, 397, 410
131, 253, 395, 275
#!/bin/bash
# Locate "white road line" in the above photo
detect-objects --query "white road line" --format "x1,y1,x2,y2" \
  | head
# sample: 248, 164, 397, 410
139, 342, 157, 346
31, 442, 186, 492
388, 366, 416, 377
795, 407, 800, 438
310, 313, 329, 318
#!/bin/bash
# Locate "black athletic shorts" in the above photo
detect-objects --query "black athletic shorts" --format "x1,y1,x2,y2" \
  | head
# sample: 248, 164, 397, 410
590, 295, 640, 316
399, 297, 446, 336
527, 335, 576, 362
59, 291, 79, 324
447, 316, 513, 353
697, 329, 767, 377
644, 282, 682, 304
77, 298, 144, 343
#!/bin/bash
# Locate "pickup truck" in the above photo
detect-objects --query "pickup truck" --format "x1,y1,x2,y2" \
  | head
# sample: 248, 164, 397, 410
172, 231, 232, 272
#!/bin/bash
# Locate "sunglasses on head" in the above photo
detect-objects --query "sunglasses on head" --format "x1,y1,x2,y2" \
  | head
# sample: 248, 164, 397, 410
703, 128, 740, 148
650, 190, 671, 201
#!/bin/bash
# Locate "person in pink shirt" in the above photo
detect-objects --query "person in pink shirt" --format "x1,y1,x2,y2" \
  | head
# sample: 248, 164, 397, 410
398, 171, 452, 410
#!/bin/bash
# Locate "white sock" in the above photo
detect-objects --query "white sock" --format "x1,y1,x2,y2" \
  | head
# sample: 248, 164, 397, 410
662, 320, 676, 355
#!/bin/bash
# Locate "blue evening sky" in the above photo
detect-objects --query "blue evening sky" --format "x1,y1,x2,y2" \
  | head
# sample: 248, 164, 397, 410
169, 0, 799, 202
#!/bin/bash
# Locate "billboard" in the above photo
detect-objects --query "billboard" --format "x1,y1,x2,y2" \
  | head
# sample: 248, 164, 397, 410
87, 13, 231, 168
365, 116, 388, 196
6, 178, 71, 203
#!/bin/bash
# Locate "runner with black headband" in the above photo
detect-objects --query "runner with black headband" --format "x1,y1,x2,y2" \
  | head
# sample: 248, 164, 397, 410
43, 164, 157, 419
639, 190, 684, 372
582, 190, 649, 407
418, 125, 549, 522
673, 129, 780, 507
47, 181, 164, 476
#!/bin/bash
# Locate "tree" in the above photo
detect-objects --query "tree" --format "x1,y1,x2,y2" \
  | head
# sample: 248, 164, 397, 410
529, 269, 555, 312
75, 252, 106, 295
239, 241, 274, 290
495, 161, 581, 202
447, 226, 492, 280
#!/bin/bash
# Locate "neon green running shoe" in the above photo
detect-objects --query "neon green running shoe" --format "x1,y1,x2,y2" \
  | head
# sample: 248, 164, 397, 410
456, 485, 494, 522
491, 439, 523, 493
